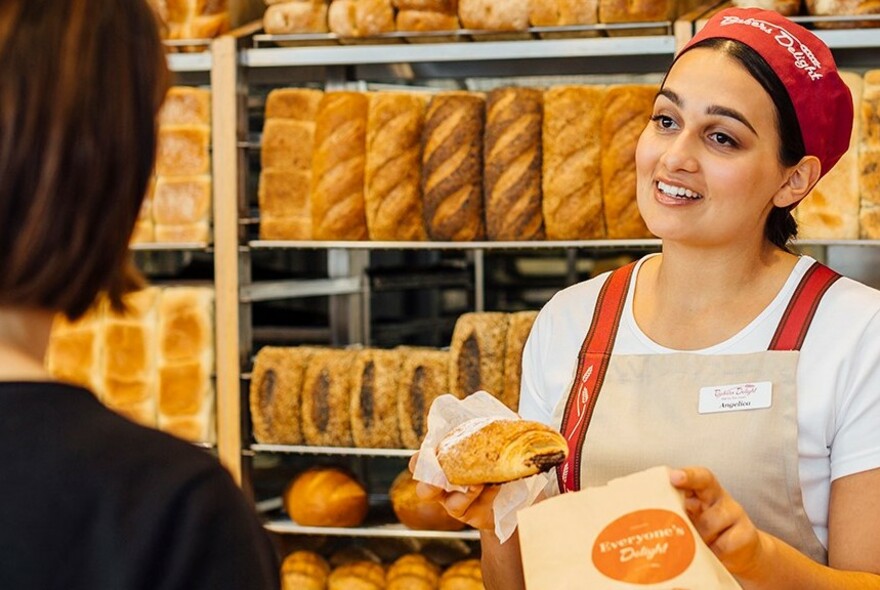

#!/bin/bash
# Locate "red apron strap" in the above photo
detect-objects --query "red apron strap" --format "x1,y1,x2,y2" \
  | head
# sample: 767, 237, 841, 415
769, 262, 841, 352
556, 261, 637, 493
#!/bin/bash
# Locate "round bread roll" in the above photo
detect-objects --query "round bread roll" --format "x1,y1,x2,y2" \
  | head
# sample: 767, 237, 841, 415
284, 466, 369, 527
390, 470, 466, 531
329, 560, 386, 590
388, 554, 440, 590
281, 550, 331, 590
440, 559, 484, 590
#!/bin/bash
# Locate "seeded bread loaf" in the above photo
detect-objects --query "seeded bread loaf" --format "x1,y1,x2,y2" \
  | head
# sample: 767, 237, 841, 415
302, 349, 357, 446
501, 310, 538, 412
350, 348, 403, 448
448, 312, 508, 400
861, 70, 880, 238
250, 346, 318, 445
397, 348, 450, 449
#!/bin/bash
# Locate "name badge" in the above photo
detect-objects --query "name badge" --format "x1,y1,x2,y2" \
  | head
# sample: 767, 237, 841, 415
698, 381, 772, 414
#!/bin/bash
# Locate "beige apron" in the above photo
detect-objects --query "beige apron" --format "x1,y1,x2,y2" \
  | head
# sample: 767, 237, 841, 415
550, 261, 841, 565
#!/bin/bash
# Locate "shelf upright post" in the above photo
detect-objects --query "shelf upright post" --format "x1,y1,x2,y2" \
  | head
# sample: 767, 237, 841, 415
473, 249, 485, 312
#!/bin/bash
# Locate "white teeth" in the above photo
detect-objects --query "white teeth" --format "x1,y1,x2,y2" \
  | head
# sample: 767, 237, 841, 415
657, 180, 701, 200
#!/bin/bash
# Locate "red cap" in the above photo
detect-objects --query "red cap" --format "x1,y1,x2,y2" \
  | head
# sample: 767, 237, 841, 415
681, 7, 853, 180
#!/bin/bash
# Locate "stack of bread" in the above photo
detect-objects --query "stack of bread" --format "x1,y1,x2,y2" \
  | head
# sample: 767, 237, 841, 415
861, 71, 880, 238
46, 286, 216, 443
395, 0, 461, 40
135, 86, 213, 245
264, 0, 330, 35
148, 0, 230, 45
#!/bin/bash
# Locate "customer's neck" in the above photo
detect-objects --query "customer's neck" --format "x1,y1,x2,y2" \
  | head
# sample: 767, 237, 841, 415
0, 306, 53, 380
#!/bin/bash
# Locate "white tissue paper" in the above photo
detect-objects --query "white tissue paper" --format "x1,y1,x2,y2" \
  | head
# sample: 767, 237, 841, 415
411, 390, 551, 543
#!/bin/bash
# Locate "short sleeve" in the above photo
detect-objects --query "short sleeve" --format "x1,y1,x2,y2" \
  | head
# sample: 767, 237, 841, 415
518, 307, 554, 425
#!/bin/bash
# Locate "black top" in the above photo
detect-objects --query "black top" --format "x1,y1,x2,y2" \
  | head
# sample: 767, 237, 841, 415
0, 382, 279, 590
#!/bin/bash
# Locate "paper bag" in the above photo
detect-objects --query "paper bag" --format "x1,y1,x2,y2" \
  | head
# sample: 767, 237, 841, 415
517, 466, 742, 589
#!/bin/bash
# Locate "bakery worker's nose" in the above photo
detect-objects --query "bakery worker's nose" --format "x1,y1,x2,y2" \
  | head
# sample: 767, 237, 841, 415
661, 131, 699, 173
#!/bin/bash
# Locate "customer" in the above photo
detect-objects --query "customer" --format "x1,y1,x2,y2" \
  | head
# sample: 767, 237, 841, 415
416, 7, 880, 589
0, 1, 279, 588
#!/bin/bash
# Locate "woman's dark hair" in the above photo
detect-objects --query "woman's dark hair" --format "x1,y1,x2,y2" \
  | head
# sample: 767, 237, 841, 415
668, 38, 807, 251
0, 0, 169, 319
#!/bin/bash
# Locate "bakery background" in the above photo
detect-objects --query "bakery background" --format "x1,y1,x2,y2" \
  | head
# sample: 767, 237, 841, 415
42, 0, 880, 586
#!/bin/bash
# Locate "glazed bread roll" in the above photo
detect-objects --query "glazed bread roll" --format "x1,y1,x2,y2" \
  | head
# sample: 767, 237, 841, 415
264, 1, 329, 34
390, 470, 466, 531
265, 88, 324, 121
328, 561, 386, 590
459, 0, 529, 30
284, 466, 369, 527
440, 559, 484, 590
282, 550, 331, 590
542, 85, 606, 240
250, 346, 318, 445
156, 125, 211, 176
484, 87, 544, 241
159, 86, 211, 126
422, 92, 486, 241
388, 554, 441, 590
501, 310, 537, 412
397, 348, 450, 449
350, 349, 403, 448
302, 349, 357, 446
258, 169, 312, 240
861, 70, 880, 238
436, 417, 568, 485
448, 312, 508, 400
311, 92, 369, 240
365, 93, 429, 241
601, 85, 655, 239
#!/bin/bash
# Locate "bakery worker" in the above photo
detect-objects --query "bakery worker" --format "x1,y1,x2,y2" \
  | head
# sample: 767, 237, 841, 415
0, 1, 279, 588
416, 7, 880, 589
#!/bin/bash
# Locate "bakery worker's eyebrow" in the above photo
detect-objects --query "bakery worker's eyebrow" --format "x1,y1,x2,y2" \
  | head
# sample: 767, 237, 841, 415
657, 88, 759, 138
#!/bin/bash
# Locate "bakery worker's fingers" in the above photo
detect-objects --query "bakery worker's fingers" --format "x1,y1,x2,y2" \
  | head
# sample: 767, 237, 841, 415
442, 485, 485, 520
415, 480, 445, 502
408, 451, 420, 473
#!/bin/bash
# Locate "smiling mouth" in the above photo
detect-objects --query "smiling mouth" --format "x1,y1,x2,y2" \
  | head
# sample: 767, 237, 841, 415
657, 180, 703, 200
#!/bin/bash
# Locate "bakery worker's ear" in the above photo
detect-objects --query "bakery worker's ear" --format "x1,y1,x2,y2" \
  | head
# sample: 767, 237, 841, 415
773, 155, 822, 208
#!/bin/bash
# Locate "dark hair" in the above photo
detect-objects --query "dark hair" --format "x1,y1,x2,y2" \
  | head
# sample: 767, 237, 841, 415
0, 0, 169, 320
669, 38, 806, 251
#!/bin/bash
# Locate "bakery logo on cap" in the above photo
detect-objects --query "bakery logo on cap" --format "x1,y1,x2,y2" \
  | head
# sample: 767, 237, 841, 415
719, 15, 823, 81
592, 509, 696, 584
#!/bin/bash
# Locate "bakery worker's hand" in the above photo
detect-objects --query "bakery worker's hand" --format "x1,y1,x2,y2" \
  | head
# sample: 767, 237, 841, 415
670, 467, 770, 577
408, 452, 501, 531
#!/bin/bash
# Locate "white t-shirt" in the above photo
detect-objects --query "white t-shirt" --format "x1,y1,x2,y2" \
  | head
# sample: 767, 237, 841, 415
519, 254, 880, 548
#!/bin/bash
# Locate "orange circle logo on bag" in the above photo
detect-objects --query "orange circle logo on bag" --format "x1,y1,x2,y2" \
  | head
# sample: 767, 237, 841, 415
592, 509, 696, 584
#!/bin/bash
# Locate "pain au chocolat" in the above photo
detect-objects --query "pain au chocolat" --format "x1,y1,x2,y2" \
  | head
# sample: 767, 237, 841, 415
436, 417, 568, 485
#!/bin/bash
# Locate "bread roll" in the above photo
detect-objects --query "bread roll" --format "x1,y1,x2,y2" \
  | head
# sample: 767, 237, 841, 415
284, 466, 369, 527
390, 470, 466, 531
484, 87, 544, 241
262, 118, 316, 172
156, 125, 211, 176
542, 85, 605, 240
440, 559, 484, 590
365, 93, 429, 241
448, 312, 508, 400
250, 346, 319, 445
264, 1, 329, 34
388, 554, 442, 590
350, 349, 403, 448
329, 561, 386, 590
796, 71, 861, 239
282, 550, 331, 590
501, 310, 537, 412
159, 86, 211, 126
153, 175, 212, 226
355, 0, 396, 35
459, 0, 529, 30
422, 92, 486, 241
861, 70, 880, 239
437, 417, 568, 485
328, 0, 358, 37
265, 88, 324, 121
598, 0, 673, 22
397, 348, 450, 449
302, 349, 357, 446
258, 169, 312, 240
601, 85, 655, 239
311, 92, 369, 240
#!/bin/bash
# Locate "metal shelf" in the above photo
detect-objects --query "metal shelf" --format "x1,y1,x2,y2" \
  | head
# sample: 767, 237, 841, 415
250, 239, 663, 251
264, 518, 479, 540
251, 444, 416, 457
131, 242, 211, 252
166, 51, 213, 73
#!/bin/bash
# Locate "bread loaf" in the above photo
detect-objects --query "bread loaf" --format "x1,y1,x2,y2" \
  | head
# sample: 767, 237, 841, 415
153, 175, 212, 226
329, 561, 386, 590
46, 307, 103, 393
601, 85, 655, 239
501, 310, 537, 412
159, 86, 211, 126
250, 346, 319, 445
390, 470, 466, 531
796, 71, 861, 239
302, 349, 357, 446
282, 550, 331, 590
599, 0, 673, 22
284, 466, 369, 527
131, 178, 156, 244
264, 1, 329, 34
154, 222, 211, 243
258, 169, 312, 240
265, 88, 325, 121
388, 553, 442, 590
328, 0, 358, 37
806, 0, 879, 27
393, 0, 457, 10
311, 92, 369, 240
355, 0, 396, 35
440, 559, 484, 590
158, 287, 214, 364
861, 70, 880, 239
262, 118, 316, 172
397, 348, 450, 449
732, 0, 800, 15
542, 85, 606, 240
156, 125, 211, 176
459, 0, 529, 30
350, 349, 403, 448
259, 215, 312, 241
396, 9, 460, 35
448, 312, 508, 400
158, 359, 214, 442
365, 93, 429, 241
484, 87, 544, 241
437, 417, 568, 485
422, 92, 486, 241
